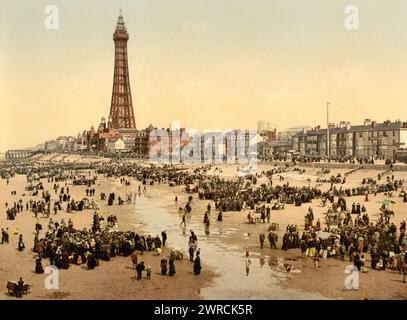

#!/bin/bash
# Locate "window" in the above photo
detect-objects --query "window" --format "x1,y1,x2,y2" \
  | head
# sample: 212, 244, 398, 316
359, 132, 363, 138
393, 131, 396, 137
383, 131, 387, 137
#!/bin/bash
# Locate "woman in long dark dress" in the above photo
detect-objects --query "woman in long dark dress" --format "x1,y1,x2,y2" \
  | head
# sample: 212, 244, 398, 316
61, 251, 70, 269
18, 235, 25, 251
35, 257, 44, 274
193, 256, 201, 275
169, 257, 176, 276
189, 246, 194, 262
160, 258, 167, 275
87, 253, 96, 270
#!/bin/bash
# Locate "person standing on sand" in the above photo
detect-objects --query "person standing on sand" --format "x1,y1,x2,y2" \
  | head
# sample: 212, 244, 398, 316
18, 234, 25, 251
169, 256, 176, 276
15, 277, 24, 298
217, 211, 223, 222
190, 230, 198, 242
136, 261, 145, 280
146, 266, 152, 279
194, 249, 201, 275
313, 256, 319, 268
246, 258, 251, 276
189, 244, 195, 262
131, 250, 138, 270
161, 230, 167, 247
160, 258, 168, 275
35, 257, 44, 274
259, 233, 265, 249
203, 212, 209, 224
1, 229, 7, 244
268, 232, 276, 249
180, 213, 186, 227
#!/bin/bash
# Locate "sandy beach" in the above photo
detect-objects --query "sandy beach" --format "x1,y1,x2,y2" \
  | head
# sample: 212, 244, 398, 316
0, 168, 215, 300
1, 155, 407, 300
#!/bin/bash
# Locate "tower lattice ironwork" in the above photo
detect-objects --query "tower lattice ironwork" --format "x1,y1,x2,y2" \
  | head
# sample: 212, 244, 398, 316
109, 11, 136, 129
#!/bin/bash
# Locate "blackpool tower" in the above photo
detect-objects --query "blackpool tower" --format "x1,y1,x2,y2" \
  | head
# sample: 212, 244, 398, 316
109, 11, 136, 129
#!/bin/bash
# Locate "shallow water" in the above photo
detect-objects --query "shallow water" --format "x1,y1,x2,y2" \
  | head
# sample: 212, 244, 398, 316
121, 190, 326, 300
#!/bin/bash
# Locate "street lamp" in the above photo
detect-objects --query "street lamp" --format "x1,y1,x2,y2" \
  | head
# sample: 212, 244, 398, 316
327, 102, 331, 158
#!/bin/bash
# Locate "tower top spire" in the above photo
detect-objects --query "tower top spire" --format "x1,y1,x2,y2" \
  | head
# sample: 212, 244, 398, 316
116, 9, 126, 31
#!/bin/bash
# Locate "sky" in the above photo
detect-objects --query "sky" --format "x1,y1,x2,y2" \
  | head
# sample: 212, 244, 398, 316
1, 0, 407, 151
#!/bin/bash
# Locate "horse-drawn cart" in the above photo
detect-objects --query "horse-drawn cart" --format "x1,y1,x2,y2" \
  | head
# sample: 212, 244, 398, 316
185, 184, 197, 193
6, 281, 30, 296
170, 248, 184, 260
325, 210, 340, 228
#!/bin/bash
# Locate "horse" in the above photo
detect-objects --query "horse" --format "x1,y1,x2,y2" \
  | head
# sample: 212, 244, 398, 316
332, 197, 347, 212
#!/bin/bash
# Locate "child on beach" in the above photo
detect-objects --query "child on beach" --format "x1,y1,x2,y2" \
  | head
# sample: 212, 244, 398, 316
313, 256, 320, 268
146, 266, 152, 279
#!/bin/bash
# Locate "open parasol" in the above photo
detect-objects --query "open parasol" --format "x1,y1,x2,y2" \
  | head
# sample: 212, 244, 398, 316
316, 231, 340, 240
377, 199, 396, 206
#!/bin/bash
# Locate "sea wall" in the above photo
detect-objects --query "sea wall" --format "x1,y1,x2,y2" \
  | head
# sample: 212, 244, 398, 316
259, 161, 407, 172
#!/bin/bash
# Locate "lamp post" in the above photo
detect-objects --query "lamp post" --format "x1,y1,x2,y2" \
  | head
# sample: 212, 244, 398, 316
327, 102, 331, 158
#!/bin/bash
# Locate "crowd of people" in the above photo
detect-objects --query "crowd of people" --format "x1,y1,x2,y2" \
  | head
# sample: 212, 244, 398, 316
2, 156, 407, 298
255, 196, 407, 276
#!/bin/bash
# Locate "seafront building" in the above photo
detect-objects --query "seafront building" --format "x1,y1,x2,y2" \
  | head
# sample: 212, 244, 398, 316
291, 119, 407, 160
